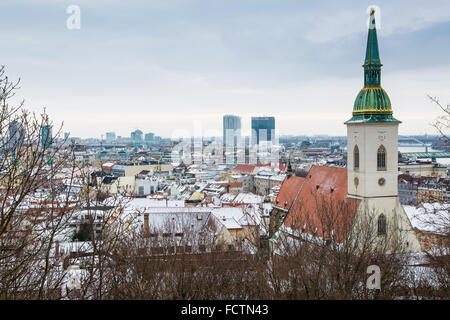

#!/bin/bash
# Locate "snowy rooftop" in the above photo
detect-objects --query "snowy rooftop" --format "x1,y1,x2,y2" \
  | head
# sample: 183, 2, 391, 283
404, 203, 449, 235
233, 193, 263, 204
212, 207, 258, 227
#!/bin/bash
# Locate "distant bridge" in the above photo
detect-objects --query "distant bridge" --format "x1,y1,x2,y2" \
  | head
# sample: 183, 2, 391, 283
398, 137, 432, 150
401, 151, 450, 160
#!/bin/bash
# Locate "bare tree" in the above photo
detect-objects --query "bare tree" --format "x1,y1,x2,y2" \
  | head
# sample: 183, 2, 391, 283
269, 193, 413, 299
428, 95, 449, 142
0, 66, 86, 299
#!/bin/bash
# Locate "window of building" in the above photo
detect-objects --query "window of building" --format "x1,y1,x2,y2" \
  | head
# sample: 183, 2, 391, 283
377, 214, 387, 236
354, 145, 360, 170
377, 145, 386, 171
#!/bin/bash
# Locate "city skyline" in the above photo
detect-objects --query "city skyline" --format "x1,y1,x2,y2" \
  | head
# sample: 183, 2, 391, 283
0, 4, 448, 303
1, 1, 449, 139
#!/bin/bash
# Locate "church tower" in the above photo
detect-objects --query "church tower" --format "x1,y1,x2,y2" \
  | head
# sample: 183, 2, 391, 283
345, 8, 400, 200
345, 9, 420, 251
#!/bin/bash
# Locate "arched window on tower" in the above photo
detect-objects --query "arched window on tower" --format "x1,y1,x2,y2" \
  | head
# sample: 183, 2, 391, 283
378, 214, 387, 236
377, 145, 386, 171
354, 145, 359, 170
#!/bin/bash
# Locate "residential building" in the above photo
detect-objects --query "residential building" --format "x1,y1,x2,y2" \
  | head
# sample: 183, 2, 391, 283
111, 162, 173, 177
418, 187, 444, 204
399, 162, 447, 178
136, 207, 239, 253
404, 203, 449, 251
253, 172, 286, 196
398, 175, 418, 206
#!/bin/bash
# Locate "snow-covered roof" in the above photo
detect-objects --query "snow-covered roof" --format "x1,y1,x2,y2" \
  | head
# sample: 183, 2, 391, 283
217, 217, 242, 230
135, 210, 220, 236
212, 207, 258, 227
233, 193, 263, 204
403, 203, 449, 235
220, 193, 236, 203
123, 198, 185, 213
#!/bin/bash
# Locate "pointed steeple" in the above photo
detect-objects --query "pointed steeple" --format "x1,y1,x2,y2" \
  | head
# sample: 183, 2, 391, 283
345, 8, 400, 124
364, 9, 382, 68
363, 8, 382, 86
286, 159, 293, 177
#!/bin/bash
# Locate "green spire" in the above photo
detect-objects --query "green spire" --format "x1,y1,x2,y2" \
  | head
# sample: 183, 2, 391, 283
364, 9, 381, 68
364, 9, 382, 86
345, 8, 401, 124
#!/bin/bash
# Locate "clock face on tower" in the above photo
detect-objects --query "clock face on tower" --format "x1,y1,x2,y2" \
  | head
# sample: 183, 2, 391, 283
377, 131, 386, 142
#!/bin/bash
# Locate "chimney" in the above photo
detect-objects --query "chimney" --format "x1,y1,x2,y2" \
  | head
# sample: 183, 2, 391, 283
144, 213, 149, 236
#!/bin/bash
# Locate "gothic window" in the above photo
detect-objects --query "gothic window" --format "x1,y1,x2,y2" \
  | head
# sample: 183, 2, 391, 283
377, 214, 387, 236
377, 145, 386, 171
354, 145, 360, 170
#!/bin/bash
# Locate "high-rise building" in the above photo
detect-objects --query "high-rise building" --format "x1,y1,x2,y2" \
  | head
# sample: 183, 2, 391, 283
145, 132, 154, 142
41, 125, 53, 149
251, 116, 275, 145
106, 132, 116, 142
8, 120, 24, 152
223, 115, 241, 147
223, 115, 243, 164
131, 129, 143, 142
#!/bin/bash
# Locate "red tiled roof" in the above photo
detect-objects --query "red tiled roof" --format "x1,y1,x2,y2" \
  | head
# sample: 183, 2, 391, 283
255, 163, 287, 171
233, 164, 257, 174
219, 182, 243, 188
233, 163, 286, 174
273, 176, 305, 210
283, 165, 360, 242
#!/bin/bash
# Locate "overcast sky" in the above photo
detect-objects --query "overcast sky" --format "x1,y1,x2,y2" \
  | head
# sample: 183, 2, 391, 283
1, 0, 449, 139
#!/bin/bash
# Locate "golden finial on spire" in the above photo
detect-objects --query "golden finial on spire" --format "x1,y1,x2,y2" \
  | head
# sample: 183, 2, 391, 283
370, 8, 376, 15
